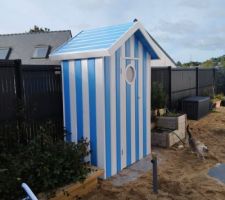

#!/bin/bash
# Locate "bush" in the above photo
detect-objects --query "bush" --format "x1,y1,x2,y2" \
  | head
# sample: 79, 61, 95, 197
151, 82, 168, 110
0, 125, 90, 200
214, 93, 225, 101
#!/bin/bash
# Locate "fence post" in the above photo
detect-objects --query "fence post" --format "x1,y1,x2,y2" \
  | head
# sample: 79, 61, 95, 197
15, 60, 22, 99
14, 60, 25, 143
213, 68, 216, 94
168, 66, 172, 109
151, 153, 158, 194
196, 67, 199, 96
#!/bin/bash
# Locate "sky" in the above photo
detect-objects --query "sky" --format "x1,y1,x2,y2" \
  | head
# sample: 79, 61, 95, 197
1, 0, 225, 63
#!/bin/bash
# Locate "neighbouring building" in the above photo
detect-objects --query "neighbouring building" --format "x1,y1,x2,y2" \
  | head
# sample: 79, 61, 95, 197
147, 32, 177, 68
0, 30, 71, 65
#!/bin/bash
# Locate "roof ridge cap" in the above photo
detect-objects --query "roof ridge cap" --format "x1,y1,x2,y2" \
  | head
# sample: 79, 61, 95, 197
0, 30, 71, 36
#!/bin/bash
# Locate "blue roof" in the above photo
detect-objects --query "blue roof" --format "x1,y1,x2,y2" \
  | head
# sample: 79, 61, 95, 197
50, 21, 160, 60
53, 22, 134, 55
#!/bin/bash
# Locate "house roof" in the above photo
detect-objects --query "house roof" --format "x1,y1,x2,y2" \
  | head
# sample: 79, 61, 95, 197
0, 30, 71, 65
50, 21, 159, 60
147, 32, 177, 67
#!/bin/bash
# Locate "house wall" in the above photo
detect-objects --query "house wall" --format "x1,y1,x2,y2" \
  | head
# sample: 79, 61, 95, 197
151, 59, 176, 68
146, 34, 177, 68
61, 34, 151, 178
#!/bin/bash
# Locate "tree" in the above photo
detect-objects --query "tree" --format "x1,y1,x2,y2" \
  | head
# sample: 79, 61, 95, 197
176, 61, 182, 67
180, 61, 200, 68
201, 60, 214, 68
220, 56, 225, 68
29, 25, 50, 33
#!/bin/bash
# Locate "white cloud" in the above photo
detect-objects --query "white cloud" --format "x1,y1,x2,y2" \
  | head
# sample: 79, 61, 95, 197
0, 0, 225, 62
152, 20, 197, 35
179, 0, 210, 8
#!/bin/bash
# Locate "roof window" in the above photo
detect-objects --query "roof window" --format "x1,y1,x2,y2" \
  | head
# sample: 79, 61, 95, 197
0, 48, 11, 60
32, 46, 50, 58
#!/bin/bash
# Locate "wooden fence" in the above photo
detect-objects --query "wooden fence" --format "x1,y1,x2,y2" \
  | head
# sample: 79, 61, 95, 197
152, 67, 216, 110
215, 68, 225, 95
0, 60, 63, 144
0, 61, 219, 143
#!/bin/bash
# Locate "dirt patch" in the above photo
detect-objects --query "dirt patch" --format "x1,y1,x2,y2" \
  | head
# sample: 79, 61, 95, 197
83, 107, 225, 200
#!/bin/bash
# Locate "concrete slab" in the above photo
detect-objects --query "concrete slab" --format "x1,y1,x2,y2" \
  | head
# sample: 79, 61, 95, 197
109, 152, 163, 187
208, 163, 225, 184
109, 155, 152, 186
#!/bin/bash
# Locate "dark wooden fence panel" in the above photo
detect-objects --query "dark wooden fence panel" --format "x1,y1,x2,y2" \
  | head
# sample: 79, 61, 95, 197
171, 69, 196, 108
171, 69, 196, 93
0, 65, 17, 121
198, 69, 215, 96
151, 67, 170, 94
21, 65, 62, 119
215, 68, 225, 95
151, 67, 171, 106
0, 60, 63, 142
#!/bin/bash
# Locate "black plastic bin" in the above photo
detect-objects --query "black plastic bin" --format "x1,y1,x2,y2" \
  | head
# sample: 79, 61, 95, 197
182, 96, 210, 120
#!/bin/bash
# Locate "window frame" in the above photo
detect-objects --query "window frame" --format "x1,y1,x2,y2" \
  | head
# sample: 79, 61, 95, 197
0, 47, 11, 60
125, 64, 136, 85
32, 45, 51, 59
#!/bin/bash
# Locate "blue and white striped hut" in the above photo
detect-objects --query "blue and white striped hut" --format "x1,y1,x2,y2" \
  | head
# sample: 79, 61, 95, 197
50, 20, 159, 178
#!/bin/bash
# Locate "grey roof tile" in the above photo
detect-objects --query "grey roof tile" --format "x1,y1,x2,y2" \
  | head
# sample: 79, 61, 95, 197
0, 30, 71, 65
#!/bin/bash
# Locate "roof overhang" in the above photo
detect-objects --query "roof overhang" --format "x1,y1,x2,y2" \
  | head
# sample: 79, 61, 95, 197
50, 48, 111, 60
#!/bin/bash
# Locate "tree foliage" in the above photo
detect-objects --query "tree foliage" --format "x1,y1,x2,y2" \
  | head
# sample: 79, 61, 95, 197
179, 55, 225, 68
179, 61, 201, 68
29, 25, 50, 33
151, 82, 167, 109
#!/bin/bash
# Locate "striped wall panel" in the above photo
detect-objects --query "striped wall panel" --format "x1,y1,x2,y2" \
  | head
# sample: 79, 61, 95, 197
69, 60, 77, 142
120, 43, 127, 170
61, 34, 151, 178
115, 48, 121, 173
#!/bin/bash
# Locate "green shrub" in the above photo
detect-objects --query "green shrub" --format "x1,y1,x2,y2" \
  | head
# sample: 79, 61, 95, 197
0, 125, 90, 200
214, 93, 225, 100
151, 82, 168, 110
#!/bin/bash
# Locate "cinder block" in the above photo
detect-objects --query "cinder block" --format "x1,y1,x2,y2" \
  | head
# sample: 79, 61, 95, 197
152, 114, 187, 148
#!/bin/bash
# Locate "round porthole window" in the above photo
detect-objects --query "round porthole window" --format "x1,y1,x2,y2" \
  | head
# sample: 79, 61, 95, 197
125, 64, 136, 84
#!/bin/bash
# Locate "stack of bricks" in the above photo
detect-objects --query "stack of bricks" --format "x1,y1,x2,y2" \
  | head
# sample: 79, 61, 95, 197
152, 114, 187, 148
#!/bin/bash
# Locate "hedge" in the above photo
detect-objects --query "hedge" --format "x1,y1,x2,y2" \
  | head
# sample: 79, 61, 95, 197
0, 123, 90, 200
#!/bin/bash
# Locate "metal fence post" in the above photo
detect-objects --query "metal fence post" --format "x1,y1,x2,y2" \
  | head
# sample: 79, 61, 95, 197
151, 153, 158, 194
196, 67, 199, 96
213, 68, 216, 93
14, 60, 22, 99
14, 60, 24, 143
168, 66, 172, 109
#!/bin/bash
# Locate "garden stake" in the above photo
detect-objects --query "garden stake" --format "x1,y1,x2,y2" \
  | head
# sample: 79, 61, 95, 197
151, 153, 158, 194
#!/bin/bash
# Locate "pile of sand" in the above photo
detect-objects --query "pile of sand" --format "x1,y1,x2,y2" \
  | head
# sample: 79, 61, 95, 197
84, 108, 225, 200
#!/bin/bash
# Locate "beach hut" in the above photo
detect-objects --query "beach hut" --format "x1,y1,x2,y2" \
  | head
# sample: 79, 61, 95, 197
50, 20, 159, 178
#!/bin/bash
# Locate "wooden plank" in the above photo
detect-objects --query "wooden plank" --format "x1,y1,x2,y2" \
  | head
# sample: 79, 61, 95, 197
39, 168, 104, 200
51, 179, 98, 200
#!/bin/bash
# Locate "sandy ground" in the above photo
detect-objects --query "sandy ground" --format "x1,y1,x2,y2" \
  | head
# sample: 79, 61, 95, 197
83, 107, 225, 200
